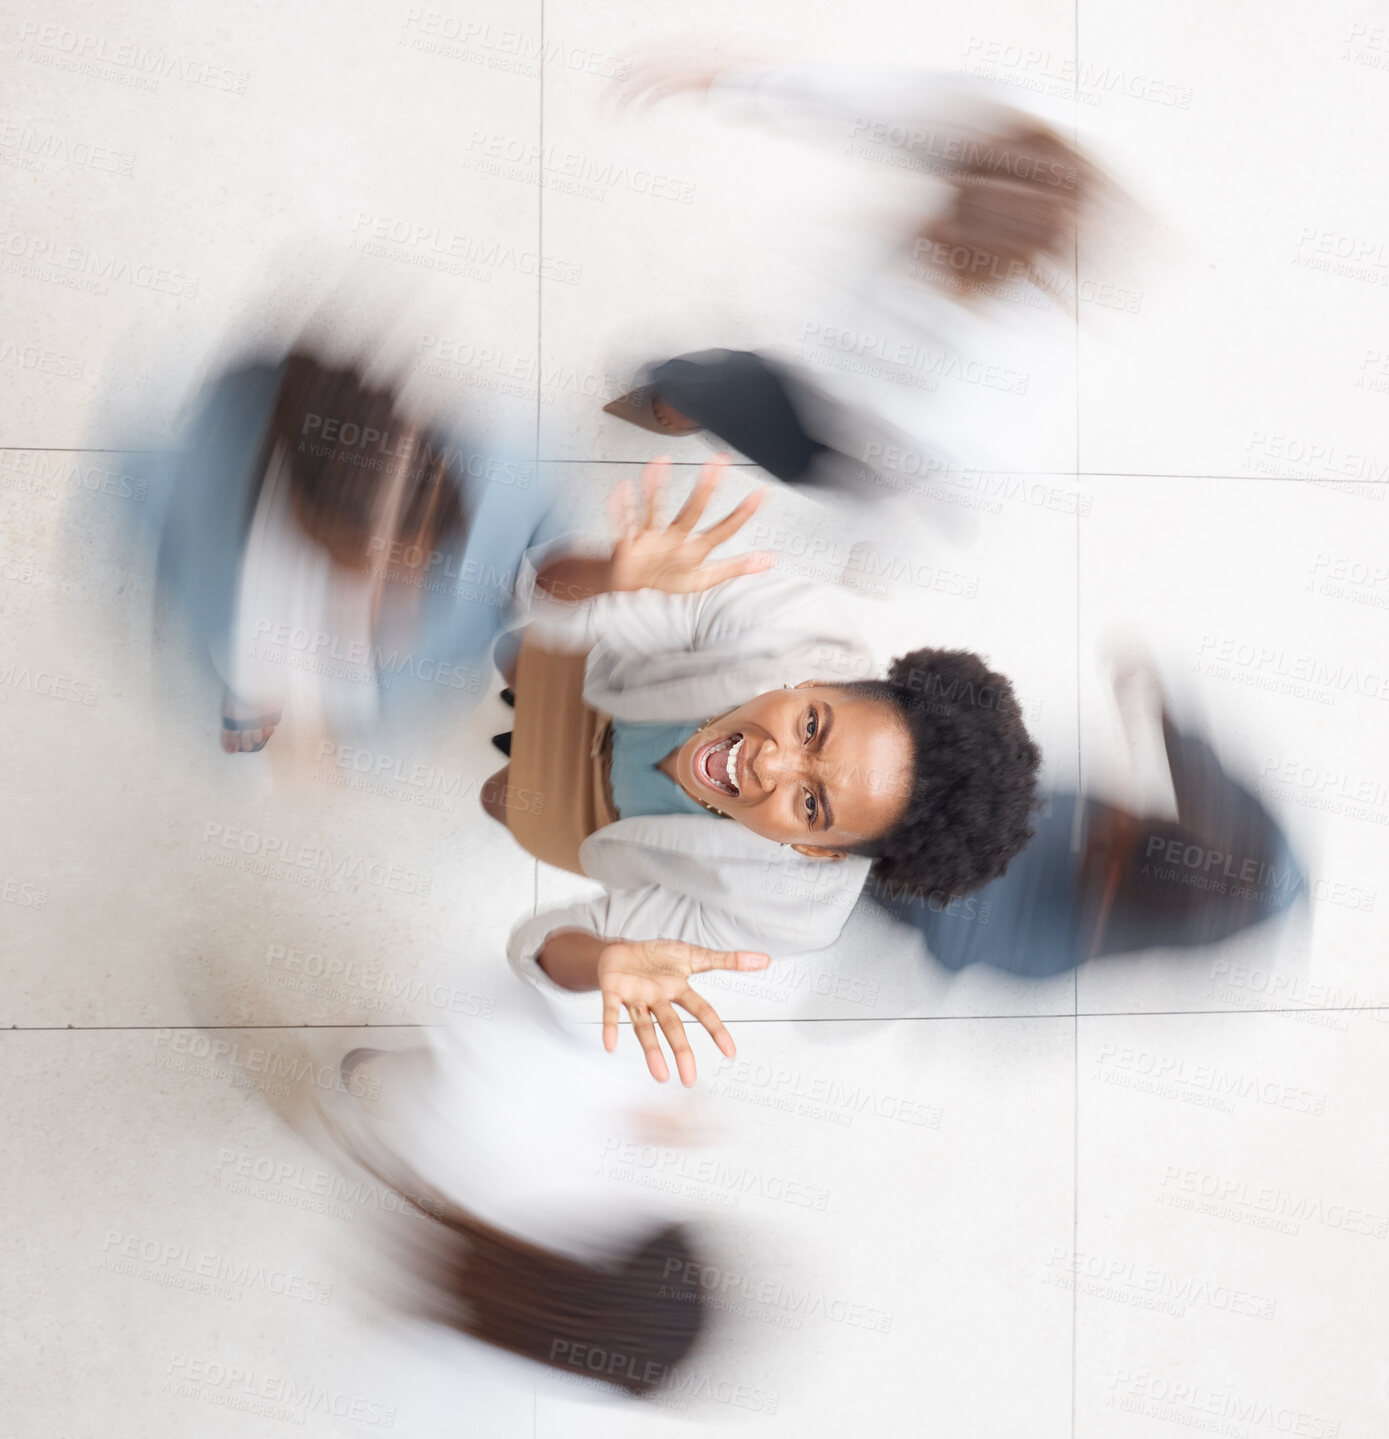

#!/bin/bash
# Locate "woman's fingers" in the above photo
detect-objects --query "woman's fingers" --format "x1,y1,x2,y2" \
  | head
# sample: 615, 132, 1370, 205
606, 477, 638, 541
601, 992, 622, 1055
668, 455, 728, 533
652, 1004, 698, 1087
639, 458, 666, 532
694, 486, 768, 552
627, 1003, 671, 1083
678, 987, 737, 1060
687, 947, 772, 975
685, 552, 776, 592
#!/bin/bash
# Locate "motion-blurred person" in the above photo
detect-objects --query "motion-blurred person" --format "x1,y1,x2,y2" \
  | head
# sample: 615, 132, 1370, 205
315, 979, 740, 1405
487, 457, 1041, 1080
864, 663, 1305, 977
155, 345, 560, 755
603, 57, 1117, 497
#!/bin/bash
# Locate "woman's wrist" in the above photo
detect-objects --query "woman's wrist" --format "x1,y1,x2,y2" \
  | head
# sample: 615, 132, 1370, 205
536, 929, 609, 990
535, 554, 615, 604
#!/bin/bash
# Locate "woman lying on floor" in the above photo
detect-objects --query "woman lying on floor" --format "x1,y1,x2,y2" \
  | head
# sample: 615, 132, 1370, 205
482, 456, 1042, 1084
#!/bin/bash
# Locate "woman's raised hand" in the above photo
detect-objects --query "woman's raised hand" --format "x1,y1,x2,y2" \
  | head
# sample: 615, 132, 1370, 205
603, 45, 737, 117
606, 456, 774, 596
597, 937, 771, 1085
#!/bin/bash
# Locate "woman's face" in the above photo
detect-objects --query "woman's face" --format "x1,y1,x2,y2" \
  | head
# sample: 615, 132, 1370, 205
667, 682, 913, 858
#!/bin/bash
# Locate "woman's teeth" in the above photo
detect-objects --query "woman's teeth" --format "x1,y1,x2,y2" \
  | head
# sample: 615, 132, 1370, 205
700, 734, 743, 796
726, 736, 743, 794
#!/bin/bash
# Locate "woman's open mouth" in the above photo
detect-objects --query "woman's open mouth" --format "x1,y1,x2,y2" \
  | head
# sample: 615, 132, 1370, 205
694, 733, 744, 797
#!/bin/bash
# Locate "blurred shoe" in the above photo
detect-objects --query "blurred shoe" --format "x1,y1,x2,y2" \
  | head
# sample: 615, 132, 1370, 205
500, 687, 515, 708
339, 1047, 384, 1089
492, 731, 512, 756
602, 383, 702, 436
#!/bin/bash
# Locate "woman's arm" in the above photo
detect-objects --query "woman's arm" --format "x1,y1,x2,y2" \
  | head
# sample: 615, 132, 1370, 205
534, 555, 615, 604
536, 928, 608, 989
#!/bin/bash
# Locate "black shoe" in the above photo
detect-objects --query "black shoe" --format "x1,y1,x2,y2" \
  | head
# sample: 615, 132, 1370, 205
492, 731, 512, 756
500, 687, 515, 708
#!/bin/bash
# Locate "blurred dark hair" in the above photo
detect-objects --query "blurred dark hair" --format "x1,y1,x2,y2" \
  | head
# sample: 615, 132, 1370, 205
264, 349, 464, 570
328, 1117, 706, 1398
846, 647, 1041, 898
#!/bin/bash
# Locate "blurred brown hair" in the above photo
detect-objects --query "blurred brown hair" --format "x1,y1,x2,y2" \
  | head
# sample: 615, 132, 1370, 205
327, 1113, 707, 1398
265, 349, 464, 570
914, 121, 1098, 304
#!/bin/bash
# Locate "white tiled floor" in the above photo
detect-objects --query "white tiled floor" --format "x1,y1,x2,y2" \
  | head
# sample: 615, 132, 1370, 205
2, 1, 1386, 1435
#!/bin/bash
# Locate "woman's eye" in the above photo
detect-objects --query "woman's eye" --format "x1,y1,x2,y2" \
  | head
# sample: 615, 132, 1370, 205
805, 710, 818, 742
804, 790, 818, 824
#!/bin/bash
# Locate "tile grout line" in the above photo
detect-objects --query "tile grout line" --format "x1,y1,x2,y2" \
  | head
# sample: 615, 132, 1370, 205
534, 0, 544, 515
9, 1004, 1388, 1032
6, 446, 1384, 487
1071, 13, 1082, 1428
